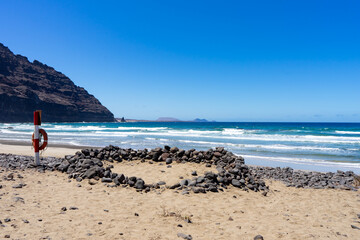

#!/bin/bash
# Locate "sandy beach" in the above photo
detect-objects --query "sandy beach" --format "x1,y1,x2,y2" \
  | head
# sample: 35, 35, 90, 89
0, 143, 359, 240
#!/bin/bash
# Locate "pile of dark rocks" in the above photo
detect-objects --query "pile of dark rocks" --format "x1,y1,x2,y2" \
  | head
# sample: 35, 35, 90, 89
0, 154, 61, 171
250, 166, 358, 190
56, 145, 267, 193
1, 145, 358, 192
87, 145, 244, 167
0, 145, 268, 193
169, 158, 268, 194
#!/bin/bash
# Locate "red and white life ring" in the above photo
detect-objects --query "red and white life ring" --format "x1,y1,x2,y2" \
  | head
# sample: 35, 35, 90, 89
32, 128, 48, 150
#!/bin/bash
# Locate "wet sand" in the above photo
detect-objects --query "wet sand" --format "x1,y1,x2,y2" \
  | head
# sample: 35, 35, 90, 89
0, 140, 84, 158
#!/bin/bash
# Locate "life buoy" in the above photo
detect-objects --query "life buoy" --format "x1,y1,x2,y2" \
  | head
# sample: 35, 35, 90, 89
32, 129, 48, 150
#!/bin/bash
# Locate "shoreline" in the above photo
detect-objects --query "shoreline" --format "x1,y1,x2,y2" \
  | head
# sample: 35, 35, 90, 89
0, 140, 89, 158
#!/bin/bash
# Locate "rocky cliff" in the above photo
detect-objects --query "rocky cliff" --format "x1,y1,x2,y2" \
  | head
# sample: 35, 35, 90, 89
0, 43, 114, 122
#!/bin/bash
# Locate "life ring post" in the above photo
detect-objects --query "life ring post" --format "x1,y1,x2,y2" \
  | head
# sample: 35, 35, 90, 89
33, 110, 41, 165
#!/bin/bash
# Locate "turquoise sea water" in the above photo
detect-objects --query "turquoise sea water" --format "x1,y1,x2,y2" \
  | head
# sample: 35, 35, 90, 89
1, 122, 359, 173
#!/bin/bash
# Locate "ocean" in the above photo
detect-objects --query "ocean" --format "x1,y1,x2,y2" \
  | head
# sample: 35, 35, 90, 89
1, 122, 359, 173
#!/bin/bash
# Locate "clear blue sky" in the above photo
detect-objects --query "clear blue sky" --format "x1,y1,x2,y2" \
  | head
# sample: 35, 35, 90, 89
1, 0, 359, 122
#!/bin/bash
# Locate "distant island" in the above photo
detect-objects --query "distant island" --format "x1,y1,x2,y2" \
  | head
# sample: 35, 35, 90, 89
116, 117, 214, 123
0, 43, 114, 123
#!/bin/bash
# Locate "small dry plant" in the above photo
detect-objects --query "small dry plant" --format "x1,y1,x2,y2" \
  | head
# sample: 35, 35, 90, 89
160, 205, 193, 223
354, 175, 360, 187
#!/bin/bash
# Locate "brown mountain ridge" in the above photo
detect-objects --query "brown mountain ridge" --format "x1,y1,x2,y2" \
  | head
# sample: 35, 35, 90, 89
0, 43, 114, 122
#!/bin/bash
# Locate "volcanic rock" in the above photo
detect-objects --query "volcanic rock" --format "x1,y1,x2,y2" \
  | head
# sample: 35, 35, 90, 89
0, 43, 114, 122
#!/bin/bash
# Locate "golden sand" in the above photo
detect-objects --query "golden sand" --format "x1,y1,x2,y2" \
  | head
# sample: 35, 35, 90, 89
0, 145, 360, 239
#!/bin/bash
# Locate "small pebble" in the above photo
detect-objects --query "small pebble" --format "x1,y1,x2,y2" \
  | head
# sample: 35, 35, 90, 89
177, 233, 192, 240
351, 225, 360, 230
254, 235, 264, 240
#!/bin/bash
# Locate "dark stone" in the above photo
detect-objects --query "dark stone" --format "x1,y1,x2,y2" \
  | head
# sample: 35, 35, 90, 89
170, 183, 181, 189
177, 233, 192, 240
196, 176, 205, 183
351, 225, 360, 230
166, 158, 173, 164
170, 147, 179, 153
208, 186, 218, 192
128, 180, 135, 187
101, 177, 112, 183
69, 206, 78, 210
204, 172, 216, 180
254, 235, 264, 240
231, 179, 241, 188
84, 167, 98, 179
160, 153, 170, 161
61, 207, 67, 211
214, 152, 222, 158
118, 174, 125, 184
134, 179, 145, 189
180, 179, 188, 186
191, 171, 197, 176
57, 161, 70, 172
113, 177, 120, 185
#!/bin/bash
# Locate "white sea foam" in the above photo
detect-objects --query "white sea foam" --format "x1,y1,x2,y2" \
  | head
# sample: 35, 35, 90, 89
335, 130, 360, 135
242, 154, 360, 170
116, 127, 168, 131
176, 139, 356, 153
221, 128, 246, 135
3, 127, 360, 145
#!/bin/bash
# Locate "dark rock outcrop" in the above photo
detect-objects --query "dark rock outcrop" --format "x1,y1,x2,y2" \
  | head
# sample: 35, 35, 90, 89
0, 43, 114, 122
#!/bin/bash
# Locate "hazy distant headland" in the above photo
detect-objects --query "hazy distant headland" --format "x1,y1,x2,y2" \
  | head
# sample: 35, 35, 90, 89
0, 43, 114, 123
116, 117, 214, 123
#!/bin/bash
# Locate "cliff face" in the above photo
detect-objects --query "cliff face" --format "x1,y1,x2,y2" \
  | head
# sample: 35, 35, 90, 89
0, 43, 114, 123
